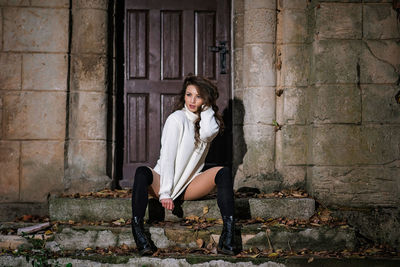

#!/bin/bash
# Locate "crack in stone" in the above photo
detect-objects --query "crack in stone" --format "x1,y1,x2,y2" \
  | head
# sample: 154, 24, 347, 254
363, 41, 399, 74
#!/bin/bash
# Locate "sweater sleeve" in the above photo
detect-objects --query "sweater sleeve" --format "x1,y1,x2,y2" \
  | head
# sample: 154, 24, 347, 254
199, 107, 220, 143
158, 115, 181, 201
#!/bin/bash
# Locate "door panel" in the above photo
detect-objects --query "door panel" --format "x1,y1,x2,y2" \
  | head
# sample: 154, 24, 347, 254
121, 0, 231, 187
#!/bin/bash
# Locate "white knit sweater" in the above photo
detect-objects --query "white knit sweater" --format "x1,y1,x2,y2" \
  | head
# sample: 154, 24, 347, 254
153, 105, 220, 200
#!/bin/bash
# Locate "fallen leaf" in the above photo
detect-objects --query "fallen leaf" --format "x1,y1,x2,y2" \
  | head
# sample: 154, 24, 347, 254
196, 238, 204, 248
85, 247, 93, 251
268, 252, 279, 258
203, 206, 209, 215
44, 230, 53, 235
308, 257, 314, 263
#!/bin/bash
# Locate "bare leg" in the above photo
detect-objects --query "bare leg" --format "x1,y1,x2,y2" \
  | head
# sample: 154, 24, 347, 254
182, 167, 223, 200
148, 168, 160, 199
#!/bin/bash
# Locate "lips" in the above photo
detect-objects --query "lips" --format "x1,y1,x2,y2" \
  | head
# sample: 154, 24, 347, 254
189, 105, 196, 110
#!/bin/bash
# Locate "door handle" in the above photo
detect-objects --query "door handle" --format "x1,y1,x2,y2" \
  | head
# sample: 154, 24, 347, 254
209, 41, 229, 74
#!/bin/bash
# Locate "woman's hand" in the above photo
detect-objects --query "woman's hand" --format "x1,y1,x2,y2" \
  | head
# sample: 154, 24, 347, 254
161, 198, 174, 211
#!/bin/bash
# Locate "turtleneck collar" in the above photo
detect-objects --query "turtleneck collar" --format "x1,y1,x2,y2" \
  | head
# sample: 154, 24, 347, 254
184, 104, 199, 121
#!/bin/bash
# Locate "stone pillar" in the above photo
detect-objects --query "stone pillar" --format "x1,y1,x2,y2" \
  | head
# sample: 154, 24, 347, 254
0, 0, 69, 203
235, 0, 277, 192
275, 0, 310, 189
66, 0, 111, 192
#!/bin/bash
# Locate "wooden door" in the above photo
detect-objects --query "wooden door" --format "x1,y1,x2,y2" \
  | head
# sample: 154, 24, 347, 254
121, 0, 231, 187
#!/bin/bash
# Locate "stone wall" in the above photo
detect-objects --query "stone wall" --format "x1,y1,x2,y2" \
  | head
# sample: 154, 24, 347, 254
0, 0, 69, 205
234, 0, 400, 209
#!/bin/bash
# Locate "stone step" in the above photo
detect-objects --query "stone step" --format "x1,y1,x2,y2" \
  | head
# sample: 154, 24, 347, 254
49, 197, 315, 222
50, 223, 357, 253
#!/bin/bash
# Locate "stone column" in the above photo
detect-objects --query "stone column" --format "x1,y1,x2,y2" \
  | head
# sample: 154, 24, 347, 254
275, 0, 310, 189
66, 0, 111, 192
235, 0, 277, 192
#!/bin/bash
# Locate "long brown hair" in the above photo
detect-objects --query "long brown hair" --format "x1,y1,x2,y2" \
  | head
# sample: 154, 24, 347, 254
174, 74, 224, 147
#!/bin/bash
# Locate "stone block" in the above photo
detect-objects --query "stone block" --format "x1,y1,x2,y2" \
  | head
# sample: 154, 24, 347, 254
31, 0, 69, 7
279, 44, 309, 87
0, 53, 21, 90
277, 87, 308, 125
244, 8, 276, 44
20, 141, 64, 202
234, 0, 244, 14
244, 0, 276, 10
3, 92, 66, 139
70, 55, 107, 92
0, 97, 2, 138
278, 0, 308, 9
0, 10, 2, 50
243, 44, 276, 87
0, 202, 48, 221
72, 9, 108, 54
364, 4, 400, 39
311, 125, 400, 165
243, 87, 275, 124
22, 53, 68, 91
308, 166, 400, 207
360, 41, 399, 84
277, 9, 307, 44
234, 14, 244, 49
276, 125, 307, 165
278, 166, 306, 188
3, 7, 69, 52
316, 3, 362, 40
311, 84, 361, 124
362, 85, 400, 123
69, 92, 107, 139
73, 0, 108, 9
233, 97, 245, 124
67, 140, 107, 179
0, 235, 30, 250
0, 141, 20, 202
234, 49, 243, 91
243, 124, 275, 176
1, 0, 29, 6
249, 198, 314, 220
313, 40, 361, 84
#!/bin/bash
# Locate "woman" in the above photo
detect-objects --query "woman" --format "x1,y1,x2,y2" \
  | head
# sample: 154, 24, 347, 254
131, 75, 235, 256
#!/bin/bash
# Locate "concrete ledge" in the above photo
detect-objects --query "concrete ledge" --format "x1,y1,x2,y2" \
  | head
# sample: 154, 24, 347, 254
49, 197, 316, 222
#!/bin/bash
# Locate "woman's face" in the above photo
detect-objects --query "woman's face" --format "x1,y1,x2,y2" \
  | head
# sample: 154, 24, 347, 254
184, 85, 204, 113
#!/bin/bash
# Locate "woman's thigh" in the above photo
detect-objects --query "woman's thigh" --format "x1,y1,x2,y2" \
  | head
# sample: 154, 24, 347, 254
148, 168, 160, 199
182, 166, 223, 201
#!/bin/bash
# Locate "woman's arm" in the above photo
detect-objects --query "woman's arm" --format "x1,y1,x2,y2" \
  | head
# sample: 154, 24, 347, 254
199, 107, 220, 142
158, 115, 181, 201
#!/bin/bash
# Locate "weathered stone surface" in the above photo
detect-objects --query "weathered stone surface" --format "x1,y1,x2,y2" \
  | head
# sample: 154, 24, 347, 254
31, 0, 69, 7
277, 87, 308, 125
277, 166, 306, 188
234, 14, 244, 49
243, 87, 275, 124
313, 40, 361, 84
49, 197, 315, 222
70, 55, 108, 92
244, 8, 276, 44
311, 85, 361, 124
276, 125, 307, 165
72, 9, 108, 54
20, 141, 64, 202
0, 235, 30, 250
69, 92, 107, 139
243, 125, 275, 177
3, 92, 66, 139
0, 53, 21, 90
0, 0, 30, 6
0, 97, 2, 138
73, 0, 108, 9
0, 10, 2, 50
277, 9, 307, 44
22, 53, 68, 90
234, 0, 244, 14
308, 166, 400, 207
244, 0, 276, 10
362, 85, 400, 123
364, 4, 400, 39
279, 44, 309, 87
360, 41, 399, 84
316, 3, 362, 40
311, 125, 400, 165
3, 7, 69, 52
278, 0, 308, 9
0, 202, 48, 221
234, 49, 243, 91
243, 44, 276, 87
0, 141, 19, 202
67, 140, 108, 178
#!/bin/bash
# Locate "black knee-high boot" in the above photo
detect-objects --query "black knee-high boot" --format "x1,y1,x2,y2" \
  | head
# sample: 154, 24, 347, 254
215, 167, 236, 255
131, 166, 155, 255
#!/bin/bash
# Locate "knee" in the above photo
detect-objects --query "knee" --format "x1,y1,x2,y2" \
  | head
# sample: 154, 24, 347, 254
133, 166, 153, 186
215, 167, 232, 184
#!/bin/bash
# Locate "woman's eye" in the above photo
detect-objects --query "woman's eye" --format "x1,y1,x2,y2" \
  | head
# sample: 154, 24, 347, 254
186, 93, 191, 97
